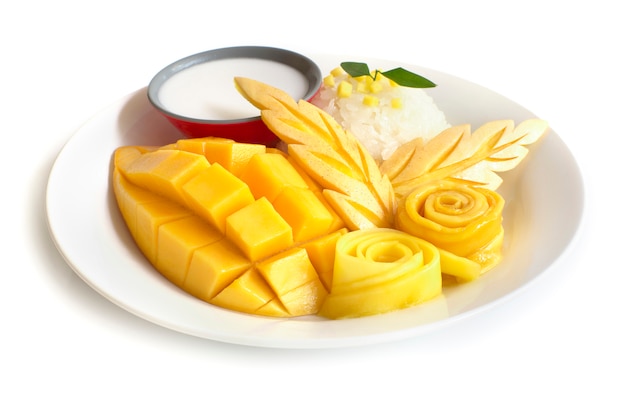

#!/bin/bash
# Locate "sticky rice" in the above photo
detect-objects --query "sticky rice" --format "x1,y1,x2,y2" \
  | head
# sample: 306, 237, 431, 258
312, 68, 449, 161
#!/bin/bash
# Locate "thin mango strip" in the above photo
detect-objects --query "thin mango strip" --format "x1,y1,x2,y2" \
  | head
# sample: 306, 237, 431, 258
318, 228, 442, 319
395, 179, 504, 279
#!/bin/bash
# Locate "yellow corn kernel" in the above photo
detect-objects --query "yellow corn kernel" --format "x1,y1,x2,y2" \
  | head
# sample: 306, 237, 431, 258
363, 95, 379, 107
330, 67, 344, 77
323, 74, 335, 87
391, 97, 403, 109
337, 80, 353, 98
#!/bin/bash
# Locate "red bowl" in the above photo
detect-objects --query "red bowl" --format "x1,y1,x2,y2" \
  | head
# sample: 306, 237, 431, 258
147, 46, 322, 147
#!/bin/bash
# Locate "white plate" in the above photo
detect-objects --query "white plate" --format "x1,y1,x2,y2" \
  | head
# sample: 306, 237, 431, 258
46, 54, 584, 349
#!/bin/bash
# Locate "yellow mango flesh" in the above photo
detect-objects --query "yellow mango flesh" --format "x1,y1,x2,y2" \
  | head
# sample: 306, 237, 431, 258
272, 186, 337, 242
113, 142, 343, 317
182, 163, 254, 233
156, 216, 222, 287
396, 179, 504, 278
257, 248, 328, 316
210, 268, 289, 317
176, 137, 266, 176
318, 228, 442, 319
112, 170, 192, 263
184, 238, 251, 301
225, 197, 294, 262
113, 134, 502, 319
122, 149, 211, 206
300, 229, 347, 292
239, 152, 309, 201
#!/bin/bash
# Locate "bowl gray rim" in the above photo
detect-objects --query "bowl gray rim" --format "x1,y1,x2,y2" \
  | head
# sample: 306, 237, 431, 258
147, 45, 322, 124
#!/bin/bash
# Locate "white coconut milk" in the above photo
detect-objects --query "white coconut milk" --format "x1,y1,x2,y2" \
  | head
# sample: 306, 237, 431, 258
158, 58, 309, 120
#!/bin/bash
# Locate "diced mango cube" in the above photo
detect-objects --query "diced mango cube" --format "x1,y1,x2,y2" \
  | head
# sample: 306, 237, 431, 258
177, 137, 266, 176
156, 216, 222, 286
313, 190, 346, 231
113, 170, 159, 237
182, 163, 255, 233
256, 248, 327, 316
135, 199, 192, 264
239, 153, 308, 201
272, 186, 337, 242
174, 138, 207, 155
122, 149, 211, 206
113, 170, 191, 263
211, 268, 289, 317
225, 197, 293, 261
114, 146, 149, 173
337, 80, 353, 98
285, 154, 322, 192
363, 95, 379, 107
330, 67, 344, 77
391, 97, 403, 109
356, 81, 368, 93
184, 238, 252, 301
323, 74, 335, 87
300, 228, 348, 292
276, 280, 328, 317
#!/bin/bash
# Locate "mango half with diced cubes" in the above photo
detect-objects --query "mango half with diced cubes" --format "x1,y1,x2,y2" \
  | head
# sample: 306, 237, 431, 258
112, 137, 347, 317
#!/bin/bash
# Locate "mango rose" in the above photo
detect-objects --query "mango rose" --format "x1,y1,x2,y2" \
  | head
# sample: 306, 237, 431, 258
395, 179, 505, 280
318, 228, 442, 319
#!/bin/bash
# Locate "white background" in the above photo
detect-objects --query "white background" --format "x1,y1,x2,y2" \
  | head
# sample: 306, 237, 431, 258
2, 1, 623, 416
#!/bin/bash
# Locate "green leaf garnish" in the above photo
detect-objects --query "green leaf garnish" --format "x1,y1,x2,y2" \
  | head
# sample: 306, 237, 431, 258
340, 61, 436, 88
340, 62, 372, 78
381, 67, 436, 88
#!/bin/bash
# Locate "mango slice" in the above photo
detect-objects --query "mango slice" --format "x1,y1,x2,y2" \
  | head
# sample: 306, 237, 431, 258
225, 197, 294, 262
184, 238, 251, 301
272, 186, 337, 242
395, 179, 504, 278
176, 137, 266, 176
211, 268, 289, 317
257, 248, 327, 316
113, 140, 341, 318
182, 163, 254, 233
156, 216, 222, 287
239, 152, 309, 201
122, 149, 211, 206
299, 229, 347, 292
318, 228, 442, 319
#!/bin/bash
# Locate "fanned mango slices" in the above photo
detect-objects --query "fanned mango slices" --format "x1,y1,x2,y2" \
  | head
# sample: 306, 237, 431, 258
113, 137, 347, 317
380, 119, 549, 196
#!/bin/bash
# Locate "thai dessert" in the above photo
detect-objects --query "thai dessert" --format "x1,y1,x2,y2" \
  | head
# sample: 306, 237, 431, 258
111, 61, 548, 319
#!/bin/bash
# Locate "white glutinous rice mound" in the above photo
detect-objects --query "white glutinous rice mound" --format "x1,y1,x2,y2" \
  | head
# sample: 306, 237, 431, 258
312, 66, 450, 162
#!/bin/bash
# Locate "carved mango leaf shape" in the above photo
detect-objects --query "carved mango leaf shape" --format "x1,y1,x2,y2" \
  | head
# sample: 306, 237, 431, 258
235, 77, 396, 230
380, 119, 549, 198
